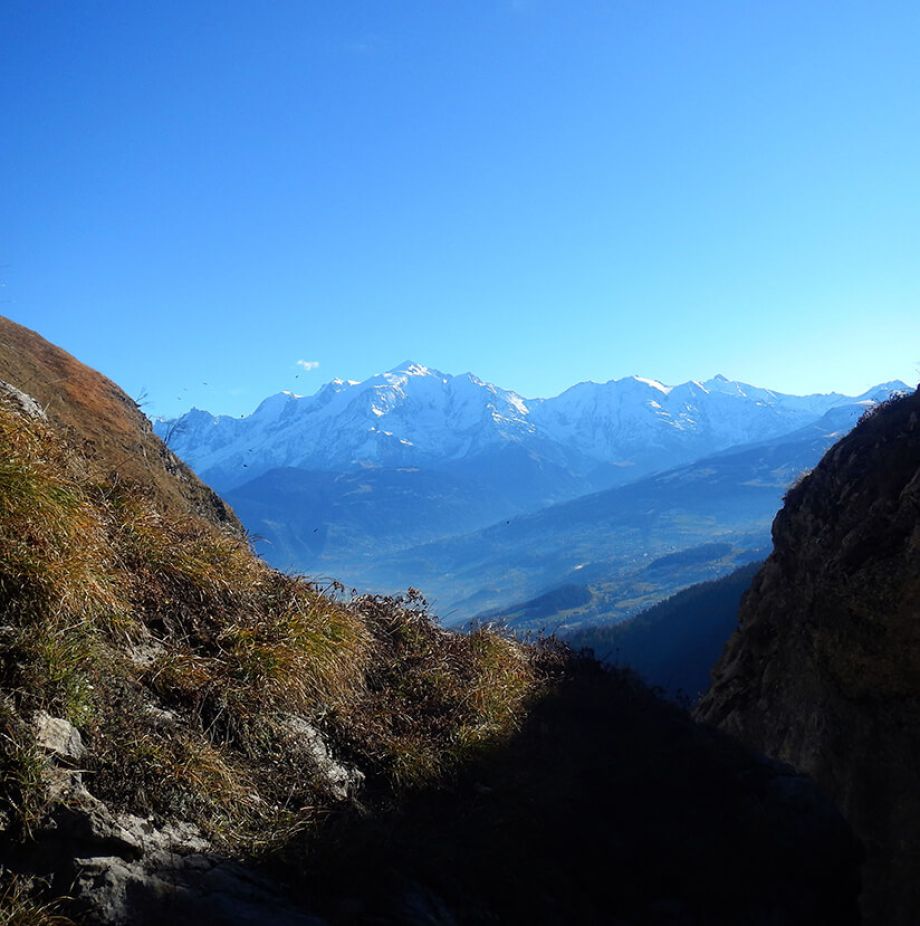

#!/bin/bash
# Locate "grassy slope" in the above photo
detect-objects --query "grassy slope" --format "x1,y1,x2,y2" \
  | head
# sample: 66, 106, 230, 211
0, 323, 545, 920
0, 317, 240, 531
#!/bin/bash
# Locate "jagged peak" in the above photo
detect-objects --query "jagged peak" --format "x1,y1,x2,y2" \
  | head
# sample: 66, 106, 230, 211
388, 360, 442, 377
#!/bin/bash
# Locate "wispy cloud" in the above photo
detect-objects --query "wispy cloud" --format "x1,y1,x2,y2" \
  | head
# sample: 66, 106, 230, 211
296, 359, 320, 371
342, 33, 388, 57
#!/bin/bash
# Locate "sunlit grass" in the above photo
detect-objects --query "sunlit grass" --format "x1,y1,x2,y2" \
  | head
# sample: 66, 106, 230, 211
0, 393, 547, 864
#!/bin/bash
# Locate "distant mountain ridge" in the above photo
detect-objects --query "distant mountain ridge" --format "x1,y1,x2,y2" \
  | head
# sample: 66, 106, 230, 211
158, 367, 909, 628
156, 363, 908, 493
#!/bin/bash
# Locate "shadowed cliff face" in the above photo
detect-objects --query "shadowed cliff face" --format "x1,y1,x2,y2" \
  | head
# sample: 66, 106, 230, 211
696, 387, 920, 926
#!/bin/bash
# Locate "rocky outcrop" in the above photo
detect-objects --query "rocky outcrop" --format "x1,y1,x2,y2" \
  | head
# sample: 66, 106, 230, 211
10, 713, 328, 925
32, 712, 85, 762
45, 795, 324, 925
278, 714, 364, 801
696, 388, 920, 925
0, 380, 47, 421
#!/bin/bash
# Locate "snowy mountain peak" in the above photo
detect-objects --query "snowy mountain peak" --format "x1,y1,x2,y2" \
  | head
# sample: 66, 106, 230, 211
861, 379, 912, 396
156, 367, 911, 492
253, 391, 300, 418
389, 361, 436, 377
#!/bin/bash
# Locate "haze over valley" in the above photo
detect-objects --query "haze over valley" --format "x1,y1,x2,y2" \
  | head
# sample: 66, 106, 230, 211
158, 363, 909, 628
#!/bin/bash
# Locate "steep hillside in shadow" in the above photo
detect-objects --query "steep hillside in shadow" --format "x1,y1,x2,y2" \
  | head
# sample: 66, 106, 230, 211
299, 658, 859, 925
697, 388, 920, 925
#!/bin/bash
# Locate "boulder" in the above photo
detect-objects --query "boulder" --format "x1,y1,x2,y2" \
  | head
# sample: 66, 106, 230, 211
32, 711, 85, 762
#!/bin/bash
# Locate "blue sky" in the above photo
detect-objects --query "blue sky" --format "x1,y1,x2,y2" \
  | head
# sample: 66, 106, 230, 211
2, 0, 918, 417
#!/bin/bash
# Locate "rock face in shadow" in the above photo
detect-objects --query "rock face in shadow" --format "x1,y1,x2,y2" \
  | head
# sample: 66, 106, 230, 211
696, 388, 920, 925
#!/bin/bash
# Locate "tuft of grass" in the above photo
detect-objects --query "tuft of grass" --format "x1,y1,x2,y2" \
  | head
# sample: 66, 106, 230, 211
339, 593, 545, 787
453, 628, 536, 751
0, 870, 74, 925
0, 700, 49, 840
5, 626, 99, 727
0, 404, 123, 630
136, 568, 371, 752
214, 573, 371, 720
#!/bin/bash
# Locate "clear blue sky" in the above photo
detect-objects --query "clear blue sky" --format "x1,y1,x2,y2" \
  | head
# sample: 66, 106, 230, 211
2, 0, 918, 417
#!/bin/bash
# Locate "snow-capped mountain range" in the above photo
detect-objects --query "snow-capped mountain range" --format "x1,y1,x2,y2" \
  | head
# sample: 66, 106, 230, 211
156, 362, 909, 492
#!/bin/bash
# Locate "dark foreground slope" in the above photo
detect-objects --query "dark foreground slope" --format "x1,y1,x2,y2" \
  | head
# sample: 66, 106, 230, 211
697, 388, 920, 925
0, 319, 861, 924
304, 658, 858, 925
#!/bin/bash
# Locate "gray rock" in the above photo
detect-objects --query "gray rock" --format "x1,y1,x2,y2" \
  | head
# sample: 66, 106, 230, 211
0, 380, 47, 420
70, 848, 327, 925
48, 790, 144, 861
32, 711, 85, 762
127, 638, 167, 669
142, 702, 180, 729
32, 782, 324, 925
278, 714, 364, 801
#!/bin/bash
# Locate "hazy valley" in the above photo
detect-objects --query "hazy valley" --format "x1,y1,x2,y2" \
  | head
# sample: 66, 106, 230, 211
158, 364, 908, 629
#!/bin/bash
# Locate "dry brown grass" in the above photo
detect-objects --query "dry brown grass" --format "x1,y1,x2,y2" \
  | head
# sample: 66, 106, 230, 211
0, 387, 546, 866
0, 699, 48, 840
0, 405, 123, 628
338, 592, 545, 787
0, 315, 241, 530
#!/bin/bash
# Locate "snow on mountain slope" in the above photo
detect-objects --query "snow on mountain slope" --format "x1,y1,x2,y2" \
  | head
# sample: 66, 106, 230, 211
526, 374, 861, 468
158, 362, 538, 489
156, 364, 911, 492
